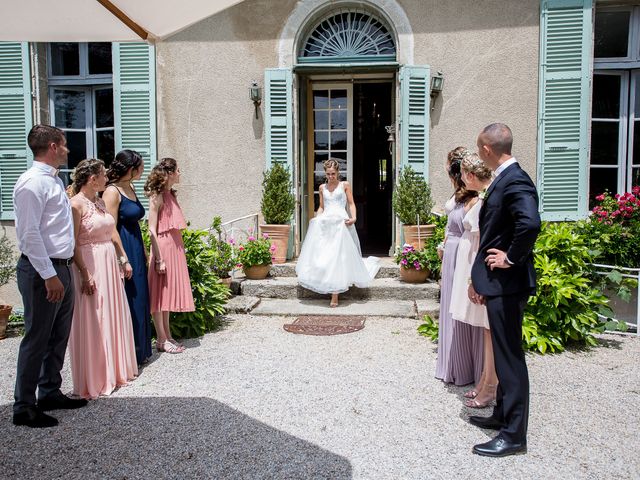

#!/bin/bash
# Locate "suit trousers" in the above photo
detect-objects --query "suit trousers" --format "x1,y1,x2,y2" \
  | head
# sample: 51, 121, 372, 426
485, 293, 529, 443
14, 256, 74, 414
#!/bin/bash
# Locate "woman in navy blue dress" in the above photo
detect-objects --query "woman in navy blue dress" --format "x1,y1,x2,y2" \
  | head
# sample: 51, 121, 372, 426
103, 150, 152, 365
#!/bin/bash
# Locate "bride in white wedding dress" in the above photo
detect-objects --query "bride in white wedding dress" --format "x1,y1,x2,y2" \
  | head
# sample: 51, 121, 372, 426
296, 159, 380, 307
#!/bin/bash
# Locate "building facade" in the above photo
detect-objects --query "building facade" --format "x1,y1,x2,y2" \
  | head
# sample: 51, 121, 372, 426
0, 0, 635, 287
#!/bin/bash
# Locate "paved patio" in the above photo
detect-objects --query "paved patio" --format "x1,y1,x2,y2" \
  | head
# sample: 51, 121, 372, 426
0, 314, 638, 479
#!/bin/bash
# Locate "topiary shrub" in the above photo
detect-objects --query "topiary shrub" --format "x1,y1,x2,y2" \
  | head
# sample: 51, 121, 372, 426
392, 165, 434, 225
261, 163, 295, 224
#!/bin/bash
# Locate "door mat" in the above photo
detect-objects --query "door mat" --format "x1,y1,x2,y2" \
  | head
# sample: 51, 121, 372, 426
283, 315, 366, 336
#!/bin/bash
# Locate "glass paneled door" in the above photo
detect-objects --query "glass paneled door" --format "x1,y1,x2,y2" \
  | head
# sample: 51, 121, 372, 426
307, 84, 353, 220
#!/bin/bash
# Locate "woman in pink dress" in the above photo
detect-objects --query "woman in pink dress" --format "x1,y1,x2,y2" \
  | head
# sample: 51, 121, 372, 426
145, 158, 195, 354
68, 159, 138, 399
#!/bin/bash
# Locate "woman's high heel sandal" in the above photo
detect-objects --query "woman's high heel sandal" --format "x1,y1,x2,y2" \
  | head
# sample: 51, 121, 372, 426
464, 383, 497, 409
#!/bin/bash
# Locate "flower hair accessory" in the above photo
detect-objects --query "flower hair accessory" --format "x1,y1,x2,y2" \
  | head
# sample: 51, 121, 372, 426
478, 189, 489, 201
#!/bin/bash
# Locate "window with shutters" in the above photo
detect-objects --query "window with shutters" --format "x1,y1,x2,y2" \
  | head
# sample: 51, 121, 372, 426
591, 6, 640, 205
48, 43, 114, 185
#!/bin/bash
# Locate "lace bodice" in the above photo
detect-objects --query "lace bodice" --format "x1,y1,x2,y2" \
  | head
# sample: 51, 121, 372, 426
322, 181, 348, 217
77, 197, 115, 246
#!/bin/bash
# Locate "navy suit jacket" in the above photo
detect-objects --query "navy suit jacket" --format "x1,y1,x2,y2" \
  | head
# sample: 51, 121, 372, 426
471, 163, 541, 297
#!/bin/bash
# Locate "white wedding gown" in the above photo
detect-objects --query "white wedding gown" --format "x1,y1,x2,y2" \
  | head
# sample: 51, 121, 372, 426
296, 181, 380, 294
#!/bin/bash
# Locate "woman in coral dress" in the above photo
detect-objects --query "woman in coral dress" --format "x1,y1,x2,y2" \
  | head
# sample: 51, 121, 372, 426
68, 159, 138, 399
145, 157, 194, 354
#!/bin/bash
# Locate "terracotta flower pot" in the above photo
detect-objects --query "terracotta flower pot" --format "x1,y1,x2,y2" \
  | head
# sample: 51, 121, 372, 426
220, 277, 232, 287
243, 264, 271, 280
399, 266, 429, 283
0, 304, 12, 340
259, 224, 290, 264
403, 224, 435, 250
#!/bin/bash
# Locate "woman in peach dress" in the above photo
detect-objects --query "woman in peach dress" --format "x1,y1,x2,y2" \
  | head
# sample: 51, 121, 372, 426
68, 159, 138, 399
145, 158, 195, 354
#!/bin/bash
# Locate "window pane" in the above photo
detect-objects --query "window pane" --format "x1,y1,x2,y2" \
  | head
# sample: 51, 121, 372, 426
96, 130, 115, 165
313, 90, 328, 109
330, 90, 347, 109
589, 167, 618, 206
314, 131, 328, 150
632, 167, 639, 187
88, 43, 112, 75
64, 131, 87, 169
331, 109, 347, 129
314, 110, 328, 129
50, 43, 80, 76
592, 75, 620, 118
314, 153, 328, 188
590, 121, 619, 165
633, 121, 640, 166
331, 130, 347, 149
54, 90, 86, 129
95, 88, 114, 128
594, 11, 630, 58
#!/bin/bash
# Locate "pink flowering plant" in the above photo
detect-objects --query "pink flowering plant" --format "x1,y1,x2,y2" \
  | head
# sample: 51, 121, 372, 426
393, 243, 430, 272
237, 233, 276, 268
578, 186, 640, 268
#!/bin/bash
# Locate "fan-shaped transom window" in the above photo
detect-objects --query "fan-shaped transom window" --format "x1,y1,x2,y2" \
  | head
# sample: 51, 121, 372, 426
299, 10, 396, 63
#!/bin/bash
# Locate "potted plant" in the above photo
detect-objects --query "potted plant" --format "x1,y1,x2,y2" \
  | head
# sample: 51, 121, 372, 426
393, 243, 430, 283
238, 233, 276, 280
208, 216, 236, 286
392, 165, 435, 250
0, 235, 17, 339
259, 163, 296, 264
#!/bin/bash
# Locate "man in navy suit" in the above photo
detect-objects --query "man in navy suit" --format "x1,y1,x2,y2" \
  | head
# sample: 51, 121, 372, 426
468, 123, 541, 457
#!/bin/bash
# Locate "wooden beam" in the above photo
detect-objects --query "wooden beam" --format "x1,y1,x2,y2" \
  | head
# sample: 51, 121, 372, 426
95, 0, 149, 40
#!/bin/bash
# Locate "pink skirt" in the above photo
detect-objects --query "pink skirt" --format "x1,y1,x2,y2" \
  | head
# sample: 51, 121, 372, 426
68, 241, 138, 399
148, 229, 195, 313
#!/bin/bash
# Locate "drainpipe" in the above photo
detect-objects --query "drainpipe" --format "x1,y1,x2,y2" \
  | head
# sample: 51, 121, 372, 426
30, 43, 41, 124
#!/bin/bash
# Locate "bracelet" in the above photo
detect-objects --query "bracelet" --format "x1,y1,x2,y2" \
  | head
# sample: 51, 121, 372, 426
155, 259, 164, 264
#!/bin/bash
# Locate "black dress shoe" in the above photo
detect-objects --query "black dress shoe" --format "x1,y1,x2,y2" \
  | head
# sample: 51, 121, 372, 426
473, 435, 527, 457
13, 406, 58, 428
38, 392, 88, 411
468, 415, 505, 430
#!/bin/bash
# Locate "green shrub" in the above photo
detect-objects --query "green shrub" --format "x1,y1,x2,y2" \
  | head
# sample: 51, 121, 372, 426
208, 216, 236, 279
417, 314, 439, 342
422, 214, 447, 280
392, 166, 434, 225
393, 244, 430, 271
0, 235, 17, 287
237, 234, 274, 268
522, 222, 609, 353
172, 228, 230, 338
261, 163, 295, 224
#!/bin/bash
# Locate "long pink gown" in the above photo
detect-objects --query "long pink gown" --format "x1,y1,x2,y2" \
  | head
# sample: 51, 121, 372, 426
68, 197, 138, 399
148, 190, 195, 313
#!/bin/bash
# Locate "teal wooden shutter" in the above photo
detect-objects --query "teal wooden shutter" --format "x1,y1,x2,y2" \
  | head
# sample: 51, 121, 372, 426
0, 42, 32, 220
113, 42, 156, 209
399, 65, 430, 180
264, 68, 293, 169
537, 0, 592, 221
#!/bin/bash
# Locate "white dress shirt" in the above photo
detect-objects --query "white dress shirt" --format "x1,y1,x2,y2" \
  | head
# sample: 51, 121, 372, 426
494, 157, 518, 177
13, 161, 75, 279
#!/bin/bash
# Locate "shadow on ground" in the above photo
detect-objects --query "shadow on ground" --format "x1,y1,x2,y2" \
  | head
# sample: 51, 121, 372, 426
0, 397, 352, 479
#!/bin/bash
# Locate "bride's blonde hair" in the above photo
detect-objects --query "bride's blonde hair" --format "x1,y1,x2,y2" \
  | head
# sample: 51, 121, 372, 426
461, 152, 492, 180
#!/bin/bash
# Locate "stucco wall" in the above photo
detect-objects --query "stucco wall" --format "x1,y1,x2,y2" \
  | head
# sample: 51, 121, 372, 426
157, 0, 540, 226
404, 0, 540, 212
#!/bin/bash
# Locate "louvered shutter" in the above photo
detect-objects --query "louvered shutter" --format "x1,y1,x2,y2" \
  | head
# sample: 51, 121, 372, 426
264, 68, 293, 169
399, 65, 430, 180
537, 0, 592, 221
113, 42, 156, 210
0, 42, 32, 220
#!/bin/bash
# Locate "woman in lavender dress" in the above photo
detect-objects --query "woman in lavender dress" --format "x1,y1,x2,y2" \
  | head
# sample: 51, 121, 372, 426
435, 147, 484, 386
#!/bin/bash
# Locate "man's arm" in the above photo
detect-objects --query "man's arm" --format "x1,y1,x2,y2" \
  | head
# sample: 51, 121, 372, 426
504, 178, 541, 266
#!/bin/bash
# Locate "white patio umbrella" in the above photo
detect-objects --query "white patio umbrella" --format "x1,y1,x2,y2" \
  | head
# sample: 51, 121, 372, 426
0, 0, 245, 42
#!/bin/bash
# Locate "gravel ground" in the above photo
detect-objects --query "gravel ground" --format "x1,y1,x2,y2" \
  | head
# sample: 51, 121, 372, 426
0, 315, 638, 479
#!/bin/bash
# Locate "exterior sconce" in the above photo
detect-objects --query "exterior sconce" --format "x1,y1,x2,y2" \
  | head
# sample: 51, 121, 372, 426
250, 81, 262, 119
430, 71, 444, 99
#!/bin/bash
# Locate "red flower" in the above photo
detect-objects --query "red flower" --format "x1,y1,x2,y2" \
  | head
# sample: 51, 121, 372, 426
595, 194, 605, 201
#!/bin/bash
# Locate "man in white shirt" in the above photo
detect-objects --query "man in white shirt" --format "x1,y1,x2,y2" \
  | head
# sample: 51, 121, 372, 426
13, 125, 87, 428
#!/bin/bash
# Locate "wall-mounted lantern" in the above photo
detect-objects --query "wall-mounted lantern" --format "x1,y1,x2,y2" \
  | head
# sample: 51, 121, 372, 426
250, 81, 262, 119
430, 71, 444, 99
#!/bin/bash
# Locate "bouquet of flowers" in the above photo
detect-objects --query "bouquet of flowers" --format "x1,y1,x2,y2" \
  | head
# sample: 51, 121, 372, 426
237, 233, 276, 268
394, 243, 430, 271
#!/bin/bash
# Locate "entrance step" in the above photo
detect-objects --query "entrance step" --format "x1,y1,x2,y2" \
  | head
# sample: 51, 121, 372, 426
269, 258, 400, 279
238, 276, 439, 301
250, 298, 438, 318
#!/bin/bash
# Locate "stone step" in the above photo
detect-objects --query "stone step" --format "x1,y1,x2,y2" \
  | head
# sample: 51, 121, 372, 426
269, 258, 400, 279
238, 276, 440, 301
250, 298, 439, 318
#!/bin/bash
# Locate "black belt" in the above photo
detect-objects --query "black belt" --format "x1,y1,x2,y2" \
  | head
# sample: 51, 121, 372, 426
21, 254, 74, 266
